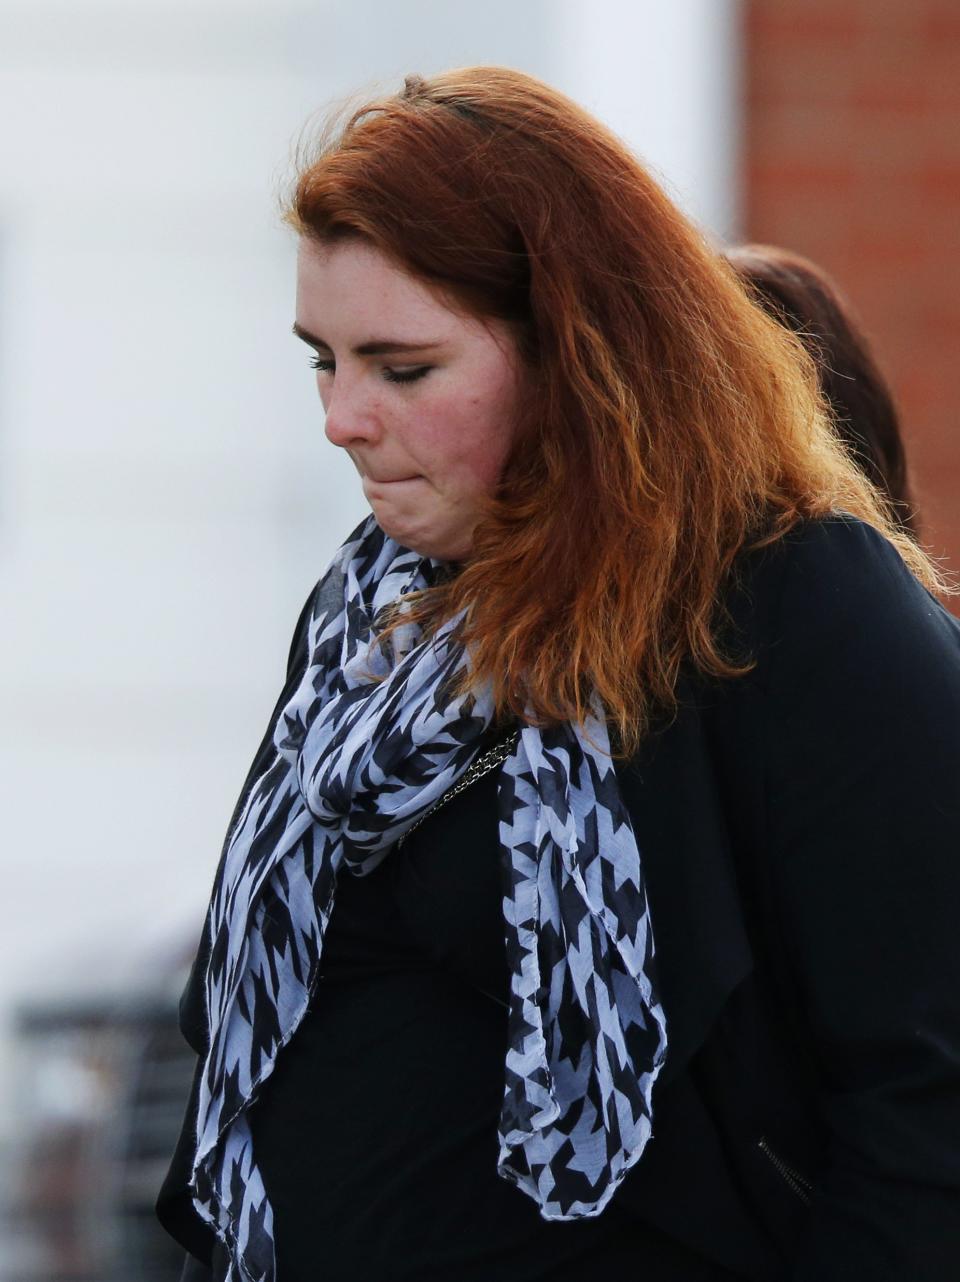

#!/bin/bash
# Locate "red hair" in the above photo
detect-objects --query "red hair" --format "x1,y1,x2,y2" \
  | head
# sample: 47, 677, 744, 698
284, 67, 946, 753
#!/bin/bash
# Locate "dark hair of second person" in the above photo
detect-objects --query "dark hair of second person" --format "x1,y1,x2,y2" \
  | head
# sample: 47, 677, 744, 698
725, 243, 917, 536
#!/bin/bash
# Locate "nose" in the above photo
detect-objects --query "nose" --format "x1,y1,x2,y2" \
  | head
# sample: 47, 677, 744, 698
322, 378, 381, 450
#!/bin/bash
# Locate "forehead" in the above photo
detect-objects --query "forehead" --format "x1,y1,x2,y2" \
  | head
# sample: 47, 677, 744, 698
295, 238, 462, 336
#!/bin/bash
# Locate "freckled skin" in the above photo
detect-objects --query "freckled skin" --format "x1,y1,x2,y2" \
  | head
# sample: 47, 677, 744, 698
296, 238, 525, 562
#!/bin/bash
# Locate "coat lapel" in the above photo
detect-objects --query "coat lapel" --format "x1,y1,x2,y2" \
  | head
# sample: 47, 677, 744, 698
615, 682, 754, 1086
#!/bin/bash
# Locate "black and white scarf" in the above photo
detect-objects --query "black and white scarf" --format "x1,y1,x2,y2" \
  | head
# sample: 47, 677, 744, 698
191, 516, 668, 1281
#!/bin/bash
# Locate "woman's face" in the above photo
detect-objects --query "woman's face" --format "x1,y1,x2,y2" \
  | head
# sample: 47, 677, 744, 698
295, 237, 525, 561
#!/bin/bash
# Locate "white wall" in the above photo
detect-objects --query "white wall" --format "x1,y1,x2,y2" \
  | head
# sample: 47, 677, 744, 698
555, 0, 741, 238
0, 0, 739, 1135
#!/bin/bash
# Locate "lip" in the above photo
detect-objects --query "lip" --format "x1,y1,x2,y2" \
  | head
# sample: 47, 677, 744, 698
363, 474, 422, 485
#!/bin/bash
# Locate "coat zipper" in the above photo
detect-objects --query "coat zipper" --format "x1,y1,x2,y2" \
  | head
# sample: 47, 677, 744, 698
757, 1136, 814, 1205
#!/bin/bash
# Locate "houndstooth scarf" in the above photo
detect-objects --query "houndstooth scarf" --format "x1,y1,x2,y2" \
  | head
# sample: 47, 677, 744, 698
191, 515, 668, 1282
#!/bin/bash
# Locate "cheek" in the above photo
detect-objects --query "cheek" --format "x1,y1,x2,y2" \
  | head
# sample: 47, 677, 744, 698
462, 385, 519, 485
411, 388, 516, 491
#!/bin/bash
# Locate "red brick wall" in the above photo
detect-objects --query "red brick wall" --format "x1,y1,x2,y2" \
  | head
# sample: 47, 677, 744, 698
744, 0, 960, 591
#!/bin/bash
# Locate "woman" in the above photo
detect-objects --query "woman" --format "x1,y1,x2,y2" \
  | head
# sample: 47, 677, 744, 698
725, 243, 918, 535
156, 67, 960, 1281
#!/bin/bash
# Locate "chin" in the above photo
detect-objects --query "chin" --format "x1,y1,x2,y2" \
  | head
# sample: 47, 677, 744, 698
373, 514, 468, 563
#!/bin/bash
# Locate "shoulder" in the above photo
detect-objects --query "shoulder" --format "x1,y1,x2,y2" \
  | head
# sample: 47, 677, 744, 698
725, 515, 960, 691
732, 514, 931, 626
711, 517, 960, 825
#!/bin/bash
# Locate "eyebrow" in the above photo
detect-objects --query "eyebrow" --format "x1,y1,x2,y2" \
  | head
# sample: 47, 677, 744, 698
292, 322, 446, 356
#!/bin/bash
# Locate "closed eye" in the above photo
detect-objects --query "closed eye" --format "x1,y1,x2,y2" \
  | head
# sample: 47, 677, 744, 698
383, 366, 432, 385
307, 355, 432, 386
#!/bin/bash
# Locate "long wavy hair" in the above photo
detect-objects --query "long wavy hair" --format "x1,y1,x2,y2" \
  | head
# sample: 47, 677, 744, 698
283, 66, 946, 754
725, 243, 918, 536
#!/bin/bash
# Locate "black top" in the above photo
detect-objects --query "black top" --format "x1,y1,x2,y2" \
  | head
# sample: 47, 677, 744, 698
158, 516, 960, 1281
248, 755, 740, 1281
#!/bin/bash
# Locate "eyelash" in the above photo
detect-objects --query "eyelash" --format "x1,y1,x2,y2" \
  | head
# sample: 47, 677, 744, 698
307, 356, 431, 385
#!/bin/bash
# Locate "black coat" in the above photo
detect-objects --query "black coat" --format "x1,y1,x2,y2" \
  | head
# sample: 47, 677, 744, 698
157, 515, 960, 1280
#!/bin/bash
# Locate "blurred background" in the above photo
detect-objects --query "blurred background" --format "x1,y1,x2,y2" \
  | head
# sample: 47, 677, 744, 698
0, 1, 955, 1277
